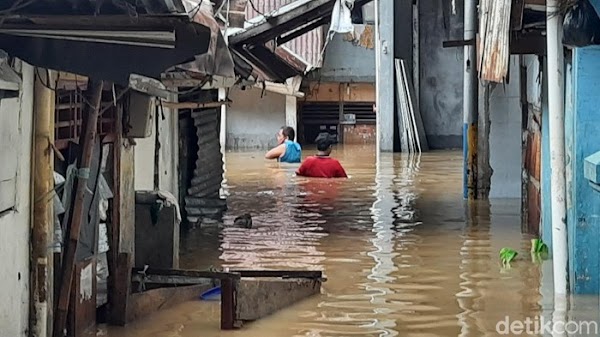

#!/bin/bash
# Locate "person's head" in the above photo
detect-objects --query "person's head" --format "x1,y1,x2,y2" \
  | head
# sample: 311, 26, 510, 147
315, 132, 336, 155
277, 126, 296, 144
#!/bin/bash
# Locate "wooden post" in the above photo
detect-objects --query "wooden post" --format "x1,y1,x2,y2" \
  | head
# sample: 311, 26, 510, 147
53, 80, 104, 337
32, 68, 55, 337
477, 82, 492, 199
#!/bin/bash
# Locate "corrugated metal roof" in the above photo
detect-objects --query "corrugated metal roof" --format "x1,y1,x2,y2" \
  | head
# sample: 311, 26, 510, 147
478, 0, 512, 83
245, 0, 324, 67
0, 0, 188, 15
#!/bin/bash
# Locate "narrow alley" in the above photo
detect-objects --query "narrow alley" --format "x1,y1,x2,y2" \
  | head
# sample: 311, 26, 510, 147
102, 146, 596, 337
3, 0, 600, 336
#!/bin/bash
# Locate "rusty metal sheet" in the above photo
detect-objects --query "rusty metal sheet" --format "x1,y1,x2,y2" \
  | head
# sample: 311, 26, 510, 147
244, 0, 324, 67
478, 0, 512, 83
0, 0, 187, 15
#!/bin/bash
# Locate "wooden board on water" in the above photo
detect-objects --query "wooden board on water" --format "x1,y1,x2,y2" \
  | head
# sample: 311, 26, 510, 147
236, 278, 322, 322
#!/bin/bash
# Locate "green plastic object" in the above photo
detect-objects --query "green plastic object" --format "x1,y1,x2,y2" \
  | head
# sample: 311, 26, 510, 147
500, 248, 518, 267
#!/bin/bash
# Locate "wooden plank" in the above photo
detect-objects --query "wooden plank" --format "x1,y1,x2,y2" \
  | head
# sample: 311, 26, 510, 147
131, 267, 241, 280
230, 270, 323, 279
160, 101, 227, 110
478, 0, 512, 83
442, 38, 475, 48
221, 278, 239, 330
305, 82, 375, 102
401, 59, 428, 151
54, 80, 104, 337
68, 258, 96, 337
131, 274, 212, 286
236, 278, 322, 321
395, 59, 411, 153
108, 253, 132, 326
127, 284, 213, 323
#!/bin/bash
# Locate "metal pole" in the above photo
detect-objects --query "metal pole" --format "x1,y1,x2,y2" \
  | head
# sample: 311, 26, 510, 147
546, 0, 568, 295
463, 0, 479, 199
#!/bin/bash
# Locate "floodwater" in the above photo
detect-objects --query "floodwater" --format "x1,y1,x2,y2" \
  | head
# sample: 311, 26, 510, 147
106, 145, 599, 337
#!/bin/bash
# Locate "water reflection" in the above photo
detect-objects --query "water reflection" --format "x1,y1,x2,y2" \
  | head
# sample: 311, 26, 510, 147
106, 145, 578, 337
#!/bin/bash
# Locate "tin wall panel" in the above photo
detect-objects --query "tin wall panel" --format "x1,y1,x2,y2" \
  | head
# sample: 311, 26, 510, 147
245, 0, 324, 66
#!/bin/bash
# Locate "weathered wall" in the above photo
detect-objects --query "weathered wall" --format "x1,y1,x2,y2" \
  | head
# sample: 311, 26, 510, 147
226, 87, 286, 150
312, 25, 376, 83
489, 56, 523, 199
0, 61, 34, 337
343, 124, 376, 144
133, 99, 179, 197
567, 47, 600, 294
419, 0, 464, 149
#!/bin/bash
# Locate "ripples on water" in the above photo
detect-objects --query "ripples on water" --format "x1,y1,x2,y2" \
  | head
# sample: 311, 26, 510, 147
107, 145, 597, 337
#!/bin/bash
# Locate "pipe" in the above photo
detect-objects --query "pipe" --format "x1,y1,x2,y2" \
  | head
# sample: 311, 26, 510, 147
32, 68, 55, 337
546, 0, 568, 295
374, 0, 381, 154
463, 0, 478, 199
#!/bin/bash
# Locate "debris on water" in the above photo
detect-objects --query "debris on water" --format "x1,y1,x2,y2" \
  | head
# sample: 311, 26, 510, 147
234, 213, 253, 228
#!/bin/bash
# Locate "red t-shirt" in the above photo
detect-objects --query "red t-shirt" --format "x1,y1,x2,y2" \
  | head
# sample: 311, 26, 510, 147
296, 156, 348, 178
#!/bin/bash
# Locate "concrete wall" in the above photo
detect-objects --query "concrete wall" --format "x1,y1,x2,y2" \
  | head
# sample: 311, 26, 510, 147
0, 61, 34, 337
488, 56, 523, 199
419, 0, 464, 149
134, 97, 179, 197
312, 25, 376, 83
226, 87, 286, 150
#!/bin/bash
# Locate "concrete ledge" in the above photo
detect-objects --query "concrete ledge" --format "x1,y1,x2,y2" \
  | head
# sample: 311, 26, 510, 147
236, 277, 321, 321
584, 151, 600, 185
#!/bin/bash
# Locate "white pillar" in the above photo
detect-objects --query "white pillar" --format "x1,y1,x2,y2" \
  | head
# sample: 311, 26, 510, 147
219, 87, 227, 150
285, 95, 297, 133
547, 0, 568, 296
374, 0, 395, 152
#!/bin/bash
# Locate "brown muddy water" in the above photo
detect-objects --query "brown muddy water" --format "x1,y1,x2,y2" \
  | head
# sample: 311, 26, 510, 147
106, 145, 599, 337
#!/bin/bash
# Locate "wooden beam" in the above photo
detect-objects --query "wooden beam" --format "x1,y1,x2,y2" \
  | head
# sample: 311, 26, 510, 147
442, 38, 475, 48
53, 79, 104, 337
131, 267, 242, 280
229, 270, 324, 279
159, 101, 228, 110
131, 274, 212, 286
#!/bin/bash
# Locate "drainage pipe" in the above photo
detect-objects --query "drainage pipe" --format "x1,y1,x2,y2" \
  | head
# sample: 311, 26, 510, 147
463, 0, 478, 199
546, 0, 568, 295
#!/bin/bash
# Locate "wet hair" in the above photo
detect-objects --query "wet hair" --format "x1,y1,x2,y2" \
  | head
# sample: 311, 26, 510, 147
281, 126, 296, 141
315, 133, 336, 151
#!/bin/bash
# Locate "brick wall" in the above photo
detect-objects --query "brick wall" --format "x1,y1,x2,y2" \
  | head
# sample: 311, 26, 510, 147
342, 124, 376, 145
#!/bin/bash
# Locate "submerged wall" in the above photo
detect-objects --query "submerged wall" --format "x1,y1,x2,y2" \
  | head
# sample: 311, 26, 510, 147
488, 56, 522, 199
0, 61, 34, 337
419, 0, 464, 149
226, 87, 286, 150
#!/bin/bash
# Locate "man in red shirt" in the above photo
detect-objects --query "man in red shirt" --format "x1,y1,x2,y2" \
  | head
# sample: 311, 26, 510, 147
296, 133, 348, 178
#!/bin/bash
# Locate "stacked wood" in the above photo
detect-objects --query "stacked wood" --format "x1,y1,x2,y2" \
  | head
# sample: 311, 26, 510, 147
395, 59, 428, 153
184, 107, 227, 224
